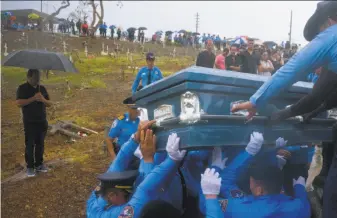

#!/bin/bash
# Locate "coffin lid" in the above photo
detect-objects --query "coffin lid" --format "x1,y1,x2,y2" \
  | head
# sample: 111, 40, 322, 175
133, 66, 313, 100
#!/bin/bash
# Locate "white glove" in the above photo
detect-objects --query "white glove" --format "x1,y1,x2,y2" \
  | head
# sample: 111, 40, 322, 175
211, 147, 228, 170
293, 176, 306, 187
201, 168, 222, 195
166, 133, 186, 161
245, 132, 264, 156
276, 155, 287, 170
275, 137, 288, 148
134, 146, 143, 159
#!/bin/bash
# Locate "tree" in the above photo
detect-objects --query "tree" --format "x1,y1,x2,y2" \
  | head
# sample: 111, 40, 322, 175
68, 0, 91, 22
88, 0, 104, 34
44, 0, 71, 23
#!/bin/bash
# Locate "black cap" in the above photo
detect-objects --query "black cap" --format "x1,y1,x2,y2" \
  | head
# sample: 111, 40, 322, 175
123, 96, 138, 109
146, 52, 155, 60
97, 170, 139, 194
303, 1, 337, 41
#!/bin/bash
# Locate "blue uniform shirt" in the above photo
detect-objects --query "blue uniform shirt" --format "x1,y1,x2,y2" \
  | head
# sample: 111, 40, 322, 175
132, 66, 163, 94
250, 24, 337, 108
108, 113, 139, 148
86, 157, 180, 218
205, 185, 310, 218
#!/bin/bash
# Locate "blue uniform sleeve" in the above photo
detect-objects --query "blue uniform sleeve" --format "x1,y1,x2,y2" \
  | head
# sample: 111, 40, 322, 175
106, 138, 138, 172
132, 68, 143, 94
188, 150, 211, 162
119, 157, 180, 218
205, 199, 223, 218
86, 191, 123, 218
220, 151, 252, 198
156, 67, 163, 80
250, 25, 337, 108
134, 160, 155, 187
108, 119, 122, 139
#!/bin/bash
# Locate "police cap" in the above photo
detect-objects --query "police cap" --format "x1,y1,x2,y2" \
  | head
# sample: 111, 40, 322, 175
97, 170, 139, 194
123, 96, 138, 109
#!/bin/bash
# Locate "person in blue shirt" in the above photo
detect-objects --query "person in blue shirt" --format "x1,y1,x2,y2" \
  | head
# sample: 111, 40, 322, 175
201, 164, 310, 218
231, 5, 337, 216
105, 97, 140, 161
86, 131, 187, 218
131, 52, 163, 94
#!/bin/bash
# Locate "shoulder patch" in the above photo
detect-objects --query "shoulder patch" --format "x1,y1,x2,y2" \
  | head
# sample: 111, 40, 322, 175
230, 189, 244, 198
111, 119, 118, 128
219, 199, 228, 212
118, 115, 125, 120
118, 205, 134, 218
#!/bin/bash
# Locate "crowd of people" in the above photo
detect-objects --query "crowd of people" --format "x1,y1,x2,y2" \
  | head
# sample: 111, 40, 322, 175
13, 1, 336, 218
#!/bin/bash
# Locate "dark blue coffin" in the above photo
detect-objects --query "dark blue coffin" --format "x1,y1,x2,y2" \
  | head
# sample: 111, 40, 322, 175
133, 66, 335, 151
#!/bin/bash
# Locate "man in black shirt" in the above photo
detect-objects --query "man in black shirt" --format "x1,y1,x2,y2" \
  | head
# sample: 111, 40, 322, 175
16, 69, 52, 177
196, 39, 216, 68
240, 38, 261, 74
225, 44, 242, 72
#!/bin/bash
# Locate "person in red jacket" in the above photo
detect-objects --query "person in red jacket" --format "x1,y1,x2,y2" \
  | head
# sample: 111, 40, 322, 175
82, 21, 88, 36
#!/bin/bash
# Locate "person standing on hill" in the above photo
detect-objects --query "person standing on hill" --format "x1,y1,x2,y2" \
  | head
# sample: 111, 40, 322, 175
76, 19, 82, 35
132, 53, 163, 94
117, 28, 121, 40
196, 39, 216, 68
16, 69, 53, 177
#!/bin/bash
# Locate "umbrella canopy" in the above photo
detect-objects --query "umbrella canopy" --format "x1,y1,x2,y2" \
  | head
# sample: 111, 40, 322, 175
192, 32, 200, 36
138, 27, 147, 31
263, 41, 278, 49
28, 13, 40, 20
231, 37, 247, 45
109, 25, 116, 29
178, 29, 186, 34
3, 11, 12, 17
165, 31, 173, 35
127, 27, 137, 32
155, 30, 163, 35
2, 50, 78, 73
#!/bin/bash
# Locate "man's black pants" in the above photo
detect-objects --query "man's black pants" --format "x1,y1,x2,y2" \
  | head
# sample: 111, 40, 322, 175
24, 121, 48, 168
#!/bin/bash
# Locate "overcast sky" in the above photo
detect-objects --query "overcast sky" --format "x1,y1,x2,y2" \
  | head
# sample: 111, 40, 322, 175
1, 1, 318, 45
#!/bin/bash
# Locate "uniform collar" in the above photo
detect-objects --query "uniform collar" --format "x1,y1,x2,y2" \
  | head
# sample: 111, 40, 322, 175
125, 113, 139, 123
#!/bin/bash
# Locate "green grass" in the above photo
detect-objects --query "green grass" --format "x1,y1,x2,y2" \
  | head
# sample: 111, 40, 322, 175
1, 53, 194, 87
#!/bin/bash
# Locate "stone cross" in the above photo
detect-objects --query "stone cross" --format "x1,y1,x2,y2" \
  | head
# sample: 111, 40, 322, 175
172, 47, 176, 58
3, 43, 8, 56
63, 41, 67, 54
126, 48, 130, 61
106, 45, 109, 54
163, 40, 166, 48
69, 54, 73, 63
102, 42, 105, 53
84, 43, 88, 57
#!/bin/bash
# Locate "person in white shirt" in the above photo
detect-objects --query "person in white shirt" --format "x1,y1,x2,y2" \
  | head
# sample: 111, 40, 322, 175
258, 52, 274, 76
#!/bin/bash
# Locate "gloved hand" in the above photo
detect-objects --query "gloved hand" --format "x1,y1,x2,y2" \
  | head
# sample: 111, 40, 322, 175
275, 137, 288, 148
276, 155, 287, 170
166, 133, 186, 161
293, 176, 306, 187
211, 147, 228, 170
246, 132, 264, 156
134, 146, 143, 159
201, 168, 222, 195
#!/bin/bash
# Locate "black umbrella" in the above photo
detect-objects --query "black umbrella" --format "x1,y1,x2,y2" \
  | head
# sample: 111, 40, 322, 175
138, 27, 147, 31
2, 49, 78, 73
263, 41, 277, 49
178, 29, 186, 34
192, 32, 200, 36
127, 27, 137, 32
165, 31, 173, 36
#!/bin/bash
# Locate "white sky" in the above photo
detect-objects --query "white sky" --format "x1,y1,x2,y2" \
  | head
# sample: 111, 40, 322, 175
1, 1, 318, 46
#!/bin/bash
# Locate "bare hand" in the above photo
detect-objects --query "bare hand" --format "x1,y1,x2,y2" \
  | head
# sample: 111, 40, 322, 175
140, 129, 156, 162
134, 120, 156, 143
34, 92, 46, 102
231, 101, 256, 120
277, 149, 291, 160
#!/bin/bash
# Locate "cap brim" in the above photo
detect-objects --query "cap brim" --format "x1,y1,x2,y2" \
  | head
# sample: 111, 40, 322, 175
303, 12, 322, 42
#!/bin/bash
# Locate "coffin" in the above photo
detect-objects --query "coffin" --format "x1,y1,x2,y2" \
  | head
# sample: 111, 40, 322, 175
133, 67, 335, 152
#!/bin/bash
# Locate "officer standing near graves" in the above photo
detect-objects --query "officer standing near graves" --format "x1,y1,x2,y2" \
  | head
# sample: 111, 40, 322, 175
105, 97, 140, 161
16, 69, 53, 177
87, 131, 187, 218
131, 52, 163, 94
231, 2, 337, 217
